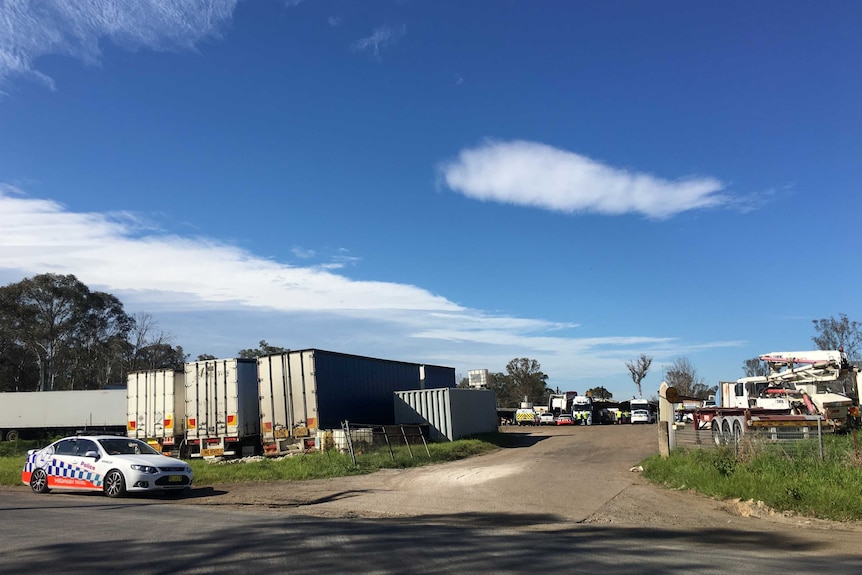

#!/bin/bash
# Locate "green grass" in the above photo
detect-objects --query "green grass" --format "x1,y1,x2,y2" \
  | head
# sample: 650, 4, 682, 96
0, 436, 501, 488
642, 434, 862, 522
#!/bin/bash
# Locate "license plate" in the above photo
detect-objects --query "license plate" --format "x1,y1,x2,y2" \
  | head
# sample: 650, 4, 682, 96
201, 448, 224, 457
168, 475, 183, 483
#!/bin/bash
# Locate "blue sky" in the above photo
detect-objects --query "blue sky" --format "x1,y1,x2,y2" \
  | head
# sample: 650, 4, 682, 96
1, 0, 860, 400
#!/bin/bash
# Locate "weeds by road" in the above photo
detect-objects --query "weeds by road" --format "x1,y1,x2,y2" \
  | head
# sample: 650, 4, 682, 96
642, 433, 862, 522
0, 436, 501, 487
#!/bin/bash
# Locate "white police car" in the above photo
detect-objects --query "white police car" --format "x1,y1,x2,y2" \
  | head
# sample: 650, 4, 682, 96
22, 435, 192, 498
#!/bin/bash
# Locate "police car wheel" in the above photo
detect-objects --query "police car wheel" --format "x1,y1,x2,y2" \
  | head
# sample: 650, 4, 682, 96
104, 470, 126, 498
30, 469, 50, 494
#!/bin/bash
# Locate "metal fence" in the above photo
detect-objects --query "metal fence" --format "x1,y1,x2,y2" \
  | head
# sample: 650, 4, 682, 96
669, 419, 826, 460
335, 421, 431, 466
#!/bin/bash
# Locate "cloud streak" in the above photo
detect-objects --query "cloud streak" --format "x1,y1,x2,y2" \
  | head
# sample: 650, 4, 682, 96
0, 184, 699, 385
351, 24, 406, 59
0, 0, 238, 90
439, 140, 730, 219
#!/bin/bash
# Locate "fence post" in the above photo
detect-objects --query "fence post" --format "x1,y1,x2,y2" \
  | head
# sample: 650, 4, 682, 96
658, 382, 672, 458
817, 418, 823, 461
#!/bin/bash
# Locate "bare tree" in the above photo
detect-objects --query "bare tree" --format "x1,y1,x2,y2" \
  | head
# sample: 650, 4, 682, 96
742, 357, 769, 377
625, 354, 652, 399
665, 356, 716, 398
812, 314, 862, 363
126, 312, 186, 371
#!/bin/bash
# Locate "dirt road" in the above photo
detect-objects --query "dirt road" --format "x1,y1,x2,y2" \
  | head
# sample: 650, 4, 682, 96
177, 424, 862, 536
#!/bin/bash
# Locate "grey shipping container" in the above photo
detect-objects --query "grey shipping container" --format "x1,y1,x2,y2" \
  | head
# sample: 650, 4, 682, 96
184, 358, 260, 458
394, 388, 498, 441
257, 349, 455, 454
126, 369, 185, 455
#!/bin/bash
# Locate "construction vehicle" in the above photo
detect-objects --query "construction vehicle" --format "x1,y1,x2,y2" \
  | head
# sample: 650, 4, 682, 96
731, 349, 859, 430
695, 349, 860, 445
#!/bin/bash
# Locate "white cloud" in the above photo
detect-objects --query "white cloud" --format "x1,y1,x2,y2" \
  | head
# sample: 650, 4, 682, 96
351, 24, 406, 59
0, 185, 741, 395
439, 140, 730, 219
0, 0, 238, 90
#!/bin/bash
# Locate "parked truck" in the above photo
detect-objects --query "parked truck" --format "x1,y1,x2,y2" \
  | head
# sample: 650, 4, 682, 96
257, 349, 451, 455
694, 349, 860, 445
572, 395, 593, 425
515, 401, 538, 426
124, 349, 455, 457
126, 369, 185, 456
183, 358, 261, 458
0, 389, 127, 441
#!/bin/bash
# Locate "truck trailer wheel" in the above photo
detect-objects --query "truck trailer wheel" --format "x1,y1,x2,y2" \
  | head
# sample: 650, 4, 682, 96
712, 420, 723, 446
5, 430, 19, 442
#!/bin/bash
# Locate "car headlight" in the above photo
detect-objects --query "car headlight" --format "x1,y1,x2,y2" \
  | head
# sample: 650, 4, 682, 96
131, 464, 159, 474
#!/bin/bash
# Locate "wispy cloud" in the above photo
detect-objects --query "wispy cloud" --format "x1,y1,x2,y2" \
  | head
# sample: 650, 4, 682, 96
0, 0, 238, 91
351, 24, 406, 59
439, 140, 731, 219
0, 184, 714, 384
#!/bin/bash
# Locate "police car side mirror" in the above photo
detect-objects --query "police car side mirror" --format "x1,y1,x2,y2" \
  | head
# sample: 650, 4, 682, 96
85, 450, 100, 460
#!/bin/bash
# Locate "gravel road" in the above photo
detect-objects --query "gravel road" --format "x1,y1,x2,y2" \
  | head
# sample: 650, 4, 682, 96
174, 424, 862, 536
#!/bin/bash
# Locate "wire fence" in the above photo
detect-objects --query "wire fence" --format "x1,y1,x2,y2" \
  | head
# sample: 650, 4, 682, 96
669, 419, 828, 460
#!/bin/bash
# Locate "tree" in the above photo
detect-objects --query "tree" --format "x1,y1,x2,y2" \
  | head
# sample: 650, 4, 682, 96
742, 357, 769, 378
505, 358, 549, 404
812, 314, 862, 363
665, 356, 716, 399
0, 274, 134, 390
485, 371, 518, 407
238, 340, 289, 359
625, 354, 652, 399
125, 312, 186, 372
586, 386, 613, 400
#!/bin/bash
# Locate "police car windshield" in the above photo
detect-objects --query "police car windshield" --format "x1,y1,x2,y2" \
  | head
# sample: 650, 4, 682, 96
98, 438, 161, 456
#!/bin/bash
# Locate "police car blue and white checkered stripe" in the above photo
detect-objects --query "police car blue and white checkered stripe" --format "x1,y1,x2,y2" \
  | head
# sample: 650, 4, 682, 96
25, 453, 103, 486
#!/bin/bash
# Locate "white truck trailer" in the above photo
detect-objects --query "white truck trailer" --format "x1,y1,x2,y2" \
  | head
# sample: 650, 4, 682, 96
257, 349, 451, 455
0, 389, 127, 441
184, 358, 261, 458
126, 369, 186, 456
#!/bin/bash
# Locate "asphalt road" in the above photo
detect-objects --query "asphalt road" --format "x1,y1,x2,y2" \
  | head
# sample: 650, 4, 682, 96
2, 424, 861, 574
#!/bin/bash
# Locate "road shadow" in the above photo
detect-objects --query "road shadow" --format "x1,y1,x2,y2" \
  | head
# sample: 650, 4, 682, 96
4, 508, 860, 574
474, 431, 549, 448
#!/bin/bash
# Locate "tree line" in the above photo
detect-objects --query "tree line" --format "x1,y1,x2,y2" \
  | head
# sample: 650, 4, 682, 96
3, 274, 857, 398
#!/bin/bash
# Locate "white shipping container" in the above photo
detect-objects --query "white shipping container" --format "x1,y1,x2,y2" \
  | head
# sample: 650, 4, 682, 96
126, 369, 185, 447
394, 388, 498, 441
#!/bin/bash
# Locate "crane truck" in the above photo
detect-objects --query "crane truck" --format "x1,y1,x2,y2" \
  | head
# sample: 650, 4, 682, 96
699, 349, 860, 445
